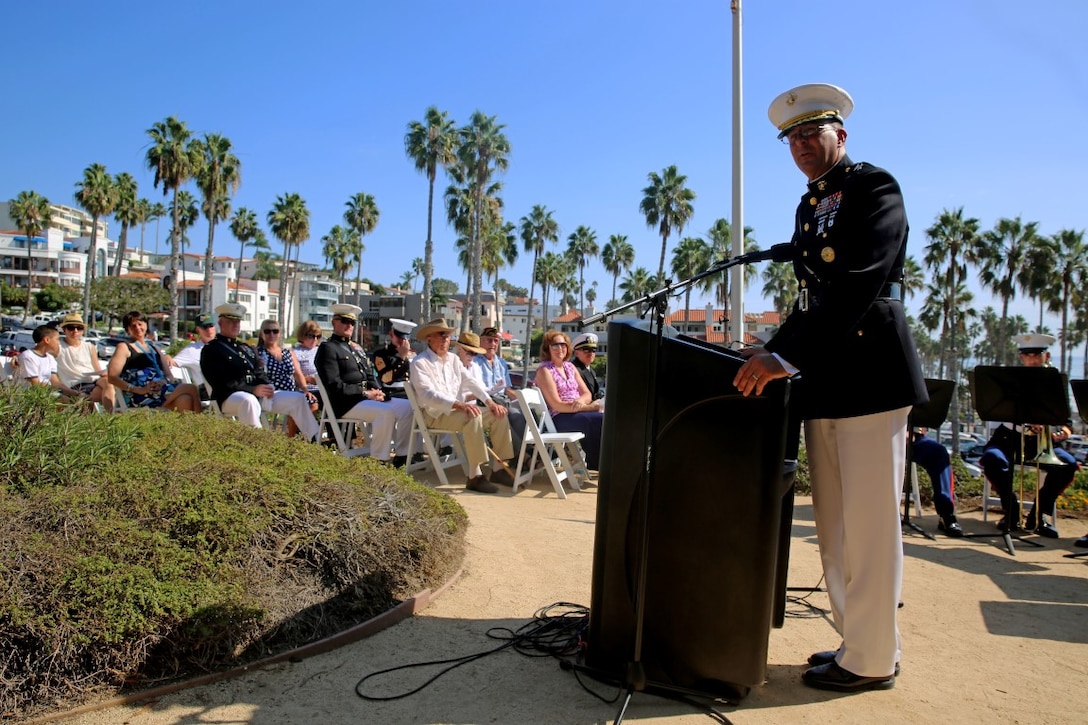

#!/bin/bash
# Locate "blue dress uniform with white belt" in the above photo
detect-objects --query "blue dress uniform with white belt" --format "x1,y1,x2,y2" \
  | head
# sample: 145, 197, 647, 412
760, 83, 927, 692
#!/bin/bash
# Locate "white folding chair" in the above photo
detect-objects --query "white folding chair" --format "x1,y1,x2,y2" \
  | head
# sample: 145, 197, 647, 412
404, 384, 469, 486
512, 388, 588, 499
315, 377, 371, 458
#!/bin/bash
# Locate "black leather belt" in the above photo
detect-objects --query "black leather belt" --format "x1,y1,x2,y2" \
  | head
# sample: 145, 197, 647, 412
798, 281, 902, 312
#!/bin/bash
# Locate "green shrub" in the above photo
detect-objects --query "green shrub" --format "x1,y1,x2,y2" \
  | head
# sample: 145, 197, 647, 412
0, 384, 467, 719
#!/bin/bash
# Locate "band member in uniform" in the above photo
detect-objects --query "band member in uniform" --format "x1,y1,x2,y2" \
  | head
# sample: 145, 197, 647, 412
734, 83, 927, 693
372, 318, 416, 399
570, 332, 603, 401
200, 303, 319, 441
316, 304, 413, 465
979, 333, 1078, 538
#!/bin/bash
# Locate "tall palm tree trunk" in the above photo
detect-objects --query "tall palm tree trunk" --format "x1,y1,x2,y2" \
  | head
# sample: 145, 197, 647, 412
202, 213, 216, 312
169, 191, 182, 341
423, 177, 435, 321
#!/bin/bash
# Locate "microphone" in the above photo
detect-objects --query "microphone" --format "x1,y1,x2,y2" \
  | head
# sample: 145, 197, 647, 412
735, 243, 794, 264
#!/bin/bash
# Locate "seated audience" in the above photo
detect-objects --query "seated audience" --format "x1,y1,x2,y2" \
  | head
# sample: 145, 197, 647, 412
372, 318, 416, 399
475, 326, 527, 455
172, 312, 218, 369
570, 332, 604, 401
452, 332, 486, 391
256, 318, 318, 438
534, 329, 603, 470
17, 325, 83, 404
410, 318, 515, 492
292, 319, 323, 396
316, 304, 413, 465
108, 311, 201, 412
54, 312, 114, 412
200, 303, 318, 439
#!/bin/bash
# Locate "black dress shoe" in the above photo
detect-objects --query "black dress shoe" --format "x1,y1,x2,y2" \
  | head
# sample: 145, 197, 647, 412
391, 455, 408, 468
1035, 520, 1059, 539
1075, 534, 1088, 548
1024, 508, 1037, 531
808, 651, 900, 676
938, 516, 964, 537
802, 662, 896, 692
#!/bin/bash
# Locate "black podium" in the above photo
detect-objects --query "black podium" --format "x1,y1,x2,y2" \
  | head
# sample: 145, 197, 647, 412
585, 321, 794, 700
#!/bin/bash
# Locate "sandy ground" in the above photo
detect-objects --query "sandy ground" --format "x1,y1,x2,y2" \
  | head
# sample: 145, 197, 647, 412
45, 470, 1088, 725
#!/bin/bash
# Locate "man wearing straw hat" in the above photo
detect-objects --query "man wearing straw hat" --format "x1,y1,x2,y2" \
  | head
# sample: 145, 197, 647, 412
410, 318, 515, 493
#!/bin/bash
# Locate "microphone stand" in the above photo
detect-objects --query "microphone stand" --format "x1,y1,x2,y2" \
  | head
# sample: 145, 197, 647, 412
581, 254, 759, 724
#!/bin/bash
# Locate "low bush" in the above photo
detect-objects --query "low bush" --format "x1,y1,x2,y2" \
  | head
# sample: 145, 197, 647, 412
0, 383, 467, 720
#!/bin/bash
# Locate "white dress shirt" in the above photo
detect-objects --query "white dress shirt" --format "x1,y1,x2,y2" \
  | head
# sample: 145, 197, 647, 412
410, 348, 491, 417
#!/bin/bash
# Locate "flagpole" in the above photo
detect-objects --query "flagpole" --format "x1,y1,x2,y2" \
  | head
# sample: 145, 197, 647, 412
729, 0, 745, 346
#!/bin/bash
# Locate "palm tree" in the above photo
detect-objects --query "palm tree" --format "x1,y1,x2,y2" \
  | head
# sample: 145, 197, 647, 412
135, 197, 154, 259
901, 256, 924, 300
639, 165, 696, 282
1019, 234, 1061, 332
193, 133, 242, 310
322, 225, 359, 303
74, 163, 118, 326
410, 257, 425, 293
229, 207, 265, 289
977, 216, 1040, 365
671, 236, 711, 324
565, 225, 599, 314
8, 190, 52, 323
146, 116, 199, 340
1046, 228, 1087, 374
703, 218, 758, 333
924, 207, 982, 453
586, 281, 598, 312
267, 193, 310, 332
170, 191, 200, 256
619, 266, 653, 303
534, 251, 567, 332
519, 205, 559, 377
148, 201, 166, 256
482, 221, 518, 290
111, 172, 139, 277
405, 107, 459, 320
458, 111, 511, 331
762, 261, 798, 320
343, 192, 379, 318
601, 234, 634, 307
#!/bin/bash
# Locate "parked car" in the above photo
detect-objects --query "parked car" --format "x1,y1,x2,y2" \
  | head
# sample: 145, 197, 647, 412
1064, 440, 1088, 464
960, 443, 988, 464
0, 330, 36, 353
96, 340, 116, 360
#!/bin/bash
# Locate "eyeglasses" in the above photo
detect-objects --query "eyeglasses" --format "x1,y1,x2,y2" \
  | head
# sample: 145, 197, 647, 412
62, 325, 84, 332
335, 317, 356, 326
549, 342, 569, 348
781, 124, 832, 145
262, 329, 280, 335
305, 333, 322, 340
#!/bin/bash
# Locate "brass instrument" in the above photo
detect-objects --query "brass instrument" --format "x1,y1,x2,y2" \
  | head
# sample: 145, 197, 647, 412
1034, 360, 1064, 465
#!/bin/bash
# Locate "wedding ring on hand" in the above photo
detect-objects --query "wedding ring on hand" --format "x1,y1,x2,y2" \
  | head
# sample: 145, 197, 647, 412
750, 373, 759, 380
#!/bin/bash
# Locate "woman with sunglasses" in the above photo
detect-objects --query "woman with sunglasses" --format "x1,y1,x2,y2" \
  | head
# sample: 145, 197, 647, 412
256, 319, 317, 437
534, 329, 603, 470
292, 319, 323, 396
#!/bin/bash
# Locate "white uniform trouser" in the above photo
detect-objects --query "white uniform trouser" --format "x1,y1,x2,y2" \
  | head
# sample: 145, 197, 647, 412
806, 406, 909, 678
221, 390, 320, 442
341, 397, 413, 461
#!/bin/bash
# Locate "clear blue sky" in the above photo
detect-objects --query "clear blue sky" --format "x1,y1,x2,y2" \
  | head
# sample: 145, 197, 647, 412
3, 0, 1085, 328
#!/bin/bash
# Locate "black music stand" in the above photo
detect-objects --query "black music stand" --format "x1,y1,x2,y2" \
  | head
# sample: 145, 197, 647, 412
1065, 380, 1088, 559
904, 379, 955, 540
967, 366, 1070, 556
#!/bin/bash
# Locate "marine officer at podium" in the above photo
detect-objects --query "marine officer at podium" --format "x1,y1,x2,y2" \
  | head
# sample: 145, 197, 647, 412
733, 83, 927, 693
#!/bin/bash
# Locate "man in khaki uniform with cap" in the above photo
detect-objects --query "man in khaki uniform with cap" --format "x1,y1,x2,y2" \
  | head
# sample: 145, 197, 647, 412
734, 83, 926, 693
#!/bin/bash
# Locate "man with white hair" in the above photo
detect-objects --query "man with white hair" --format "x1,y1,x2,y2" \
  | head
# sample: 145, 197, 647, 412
411, 318, 515, 493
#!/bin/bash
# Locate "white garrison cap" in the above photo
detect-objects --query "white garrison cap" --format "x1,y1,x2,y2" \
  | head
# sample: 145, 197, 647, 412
330, 303, 362, 322
1014, 333, 1056, 352
572, 332, 598, 351
214, 302, 246, 320
768, 83, 854, 139
389, 318, 417, 335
